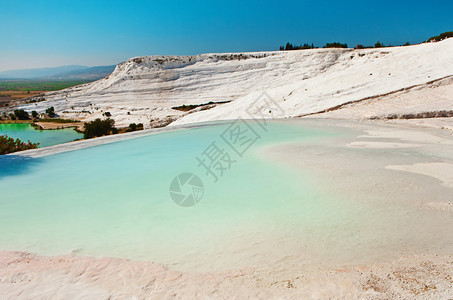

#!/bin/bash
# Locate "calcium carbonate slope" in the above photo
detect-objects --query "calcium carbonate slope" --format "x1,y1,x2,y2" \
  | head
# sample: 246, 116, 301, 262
18, 38, 453, 127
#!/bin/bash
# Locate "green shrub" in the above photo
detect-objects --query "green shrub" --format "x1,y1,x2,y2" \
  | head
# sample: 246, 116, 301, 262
374, 41, 384, 48
31, 111, 39, 119
83, 118, 116, 139
0, 135, 39, 155
129, 123, 137, 131
46, 106, 56, 118
427, 31, 453, 42
126, 123, 144, 132
280, 42, 316, 51
324, 42, 348, 48
14, 109, 30, 120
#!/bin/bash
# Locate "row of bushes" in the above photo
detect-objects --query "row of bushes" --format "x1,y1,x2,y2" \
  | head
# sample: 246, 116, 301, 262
280, 43, 315, 51
127, 123, 144, 132
4, 107, 56, 121
324, 42, 348, 48
0, 135, 39, 155
427, 31, 453, 42
280, 31, 452, 51
280, 42, 349, 50
354, 41, 411, 49
280, 40, 390, 50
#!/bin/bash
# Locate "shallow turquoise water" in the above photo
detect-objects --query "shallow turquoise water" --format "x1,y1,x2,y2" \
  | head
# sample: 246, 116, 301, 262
0, 121, 361, 271
0, 123, 82, 147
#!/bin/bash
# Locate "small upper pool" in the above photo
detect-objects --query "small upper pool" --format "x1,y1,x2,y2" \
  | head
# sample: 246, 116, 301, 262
0, 123, 82, 148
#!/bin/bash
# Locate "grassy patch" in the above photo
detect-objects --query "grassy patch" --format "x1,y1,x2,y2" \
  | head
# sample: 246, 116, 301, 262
172, 104, 199, 111
172, 100, 231, 112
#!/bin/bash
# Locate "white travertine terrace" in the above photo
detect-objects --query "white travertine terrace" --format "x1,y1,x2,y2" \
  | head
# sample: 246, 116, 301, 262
16, 39, 453, 128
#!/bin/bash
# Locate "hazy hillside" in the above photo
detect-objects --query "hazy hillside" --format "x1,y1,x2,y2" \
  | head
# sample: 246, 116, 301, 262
0, 65, 87, 79
0, 65, 115, 80
48, 65, 116, 80
13, 38, 453, 128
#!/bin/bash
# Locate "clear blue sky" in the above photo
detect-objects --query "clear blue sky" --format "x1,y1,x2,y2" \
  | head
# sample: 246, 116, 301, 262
1, 0, 451, 71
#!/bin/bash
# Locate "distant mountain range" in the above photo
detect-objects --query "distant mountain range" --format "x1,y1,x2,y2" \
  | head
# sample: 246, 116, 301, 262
0, 65, 116, 80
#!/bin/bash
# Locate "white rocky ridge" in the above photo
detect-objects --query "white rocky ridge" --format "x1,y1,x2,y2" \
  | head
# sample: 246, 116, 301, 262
17, 38, 453, 128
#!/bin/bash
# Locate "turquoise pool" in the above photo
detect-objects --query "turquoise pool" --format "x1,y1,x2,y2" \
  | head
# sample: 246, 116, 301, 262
0, 121, 391, 272
0, 123, 82, 148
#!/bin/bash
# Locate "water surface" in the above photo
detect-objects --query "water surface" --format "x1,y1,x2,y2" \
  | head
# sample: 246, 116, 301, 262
1, 120, 449, 272
0, 123, 82, 148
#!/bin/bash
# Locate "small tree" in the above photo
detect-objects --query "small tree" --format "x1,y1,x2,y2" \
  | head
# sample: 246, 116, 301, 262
83, 118, 116, 139
129, 123, 137, 131
374, 41, 383, 48
31, 111, 39, 119
14, 109, 30, 120
46, 107, 56, 118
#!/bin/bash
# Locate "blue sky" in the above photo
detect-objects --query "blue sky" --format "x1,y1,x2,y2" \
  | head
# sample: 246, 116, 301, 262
0, 0, 452, 71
